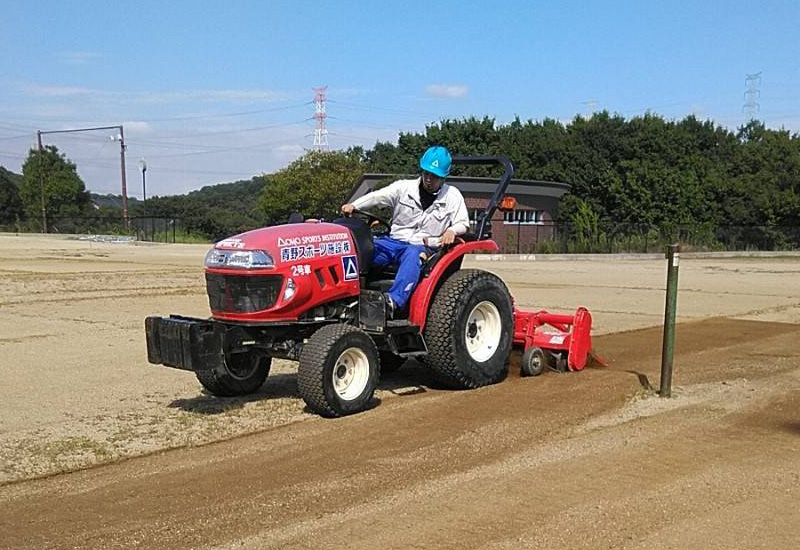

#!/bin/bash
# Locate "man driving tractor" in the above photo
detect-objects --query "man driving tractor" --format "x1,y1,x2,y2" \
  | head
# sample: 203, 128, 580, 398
341, 146, 470, 317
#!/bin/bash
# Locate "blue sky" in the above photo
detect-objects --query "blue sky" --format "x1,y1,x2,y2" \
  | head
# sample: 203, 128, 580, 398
1, 0, 798, 196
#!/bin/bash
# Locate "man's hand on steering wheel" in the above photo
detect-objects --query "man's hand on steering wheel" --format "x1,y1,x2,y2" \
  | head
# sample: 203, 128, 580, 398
343, 207, 391, 235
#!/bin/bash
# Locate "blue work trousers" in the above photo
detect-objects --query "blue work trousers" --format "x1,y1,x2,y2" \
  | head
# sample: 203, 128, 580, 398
372, 236, 430, 310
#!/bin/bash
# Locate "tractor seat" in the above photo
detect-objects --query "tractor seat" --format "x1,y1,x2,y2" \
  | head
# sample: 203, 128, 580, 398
364, 248, 447, 293
361, 227, 486, 292
361, 231, 480, 293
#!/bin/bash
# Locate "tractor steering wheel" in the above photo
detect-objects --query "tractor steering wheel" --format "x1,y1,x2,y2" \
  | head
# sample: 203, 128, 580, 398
351, 209, 391, 235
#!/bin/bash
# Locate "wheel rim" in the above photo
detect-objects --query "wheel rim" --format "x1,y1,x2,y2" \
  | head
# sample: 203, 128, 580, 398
224, 353, 259, 380
529, 351, 544, 372
465, 300, 502, 362
332, 347, 370, 401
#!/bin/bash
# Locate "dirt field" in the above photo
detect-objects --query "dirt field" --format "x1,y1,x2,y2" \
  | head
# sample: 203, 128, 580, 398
1, 234, 799, 549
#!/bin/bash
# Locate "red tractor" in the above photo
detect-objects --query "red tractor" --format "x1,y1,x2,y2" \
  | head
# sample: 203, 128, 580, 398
145, 157, 593, 417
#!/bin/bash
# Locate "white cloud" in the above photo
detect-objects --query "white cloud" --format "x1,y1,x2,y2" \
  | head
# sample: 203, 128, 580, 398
140, 89, 293, 104
324, 87, 373, 98
58, 51, 102, 65
24, 85, 95, 97
425, 84, 469, 99
21, 84, 293, 104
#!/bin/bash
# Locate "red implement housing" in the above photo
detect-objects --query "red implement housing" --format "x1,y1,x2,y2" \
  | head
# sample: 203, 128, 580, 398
513, 307, 593, 371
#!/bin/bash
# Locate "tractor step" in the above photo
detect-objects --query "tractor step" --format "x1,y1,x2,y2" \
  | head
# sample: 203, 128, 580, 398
382, 320, 427, 357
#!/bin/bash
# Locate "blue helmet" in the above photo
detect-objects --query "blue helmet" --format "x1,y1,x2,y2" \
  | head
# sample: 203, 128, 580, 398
419, 146, 452, 178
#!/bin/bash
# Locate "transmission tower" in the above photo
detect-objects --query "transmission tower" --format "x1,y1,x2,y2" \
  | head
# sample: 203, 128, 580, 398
312, 86, 329, 150
743, 72, 761, 120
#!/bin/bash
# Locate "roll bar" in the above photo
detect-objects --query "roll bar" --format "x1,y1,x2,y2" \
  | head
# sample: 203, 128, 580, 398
451, 156, 515, 240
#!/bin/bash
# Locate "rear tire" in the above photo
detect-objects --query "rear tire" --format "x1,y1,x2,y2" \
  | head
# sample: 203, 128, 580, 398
196, 351, 271, 396
421, 269, 513, 389
298, 324, 380, 417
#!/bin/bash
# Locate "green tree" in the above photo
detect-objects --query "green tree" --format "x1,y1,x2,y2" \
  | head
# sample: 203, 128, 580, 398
258, 149, 365, 224
19, 145, 91, 228
0, 166, 24, 225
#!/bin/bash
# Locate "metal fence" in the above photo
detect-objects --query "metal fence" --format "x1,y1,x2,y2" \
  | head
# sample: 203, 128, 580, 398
480, 221, 800, 254
4, 216, 799, 252
1, 216, 187, 243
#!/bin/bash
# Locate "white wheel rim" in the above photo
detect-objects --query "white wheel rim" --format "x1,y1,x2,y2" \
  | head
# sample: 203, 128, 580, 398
332, 347, 370, 401
465, 300, 502, 362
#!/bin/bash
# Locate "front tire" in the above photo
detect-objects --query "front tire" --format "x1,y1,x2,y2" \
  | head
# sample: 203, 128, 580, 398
298, 324, 380, 417
196, 350, 271, 396
422, 269, 513, 389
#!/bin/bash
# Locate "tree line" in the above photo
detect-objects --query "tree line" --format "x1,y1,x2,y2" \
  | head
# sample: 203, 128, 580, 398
2, 112, 799, 248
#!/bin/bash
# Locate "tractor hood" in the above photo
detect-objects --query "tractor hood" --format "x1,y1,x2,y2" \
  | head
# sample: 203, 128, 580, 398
203, 222, 361, 323
209, 222, 356, 268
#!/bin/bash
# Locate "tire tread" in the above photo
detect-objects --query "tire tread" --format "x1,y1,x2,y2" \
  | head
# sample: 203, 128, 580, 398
298, 324, 379, 417
422, 269, 512, 389
195, 354, 270, 396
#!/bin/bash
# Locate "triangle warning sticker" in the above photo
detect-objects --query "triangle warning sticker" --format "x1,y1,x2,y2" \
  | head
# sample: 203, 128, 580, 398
342, 255, 359, 280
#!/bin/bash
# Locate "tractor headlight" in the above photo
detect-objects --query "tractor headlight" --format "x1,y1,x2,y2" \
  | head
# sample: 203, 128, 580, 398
283, 277, 296, 302
204, 249, 274, 269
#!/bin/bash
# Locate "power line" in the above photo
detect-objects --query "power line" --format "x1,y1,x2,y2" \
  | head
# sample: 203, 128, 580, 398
133, 119, 310, 141
0, 133, 33, 141
140, 137, 308, 159
327, 132, 382, 142
0, 121, 40, 132
328, 99, 440, 119
130, 101, 312, 122
0, 101, 312, 125
327, 116, 422, 130
18, 152, 262, 178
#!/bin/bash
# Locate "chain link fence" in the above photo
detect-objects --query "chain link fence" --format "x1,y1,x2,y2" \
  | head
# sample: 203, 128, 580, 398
4, 216, 799, 252
482, 221, 800, 254
0, 216, 188, 243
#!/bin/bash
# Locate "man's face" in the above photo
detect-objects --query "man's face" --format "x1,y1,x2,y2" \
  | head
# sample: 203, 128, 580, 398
421, 170, 445, 194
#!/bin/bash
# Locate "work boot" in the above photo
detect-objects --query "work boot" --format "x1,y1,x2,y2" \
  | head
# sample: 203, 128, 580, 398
383, 293, 395, 320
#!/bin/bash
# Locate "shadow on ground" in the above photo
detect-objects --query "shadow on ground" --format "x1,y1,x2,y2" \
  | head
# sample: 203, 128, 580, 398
783, 422, 800, 436
168, 373, 299, 414
167, 361, 440, 414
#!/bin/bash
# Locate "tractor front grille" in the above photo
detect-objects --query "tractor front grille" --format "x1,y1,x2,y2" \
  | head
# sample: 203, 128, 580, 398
205, 273, 283, 313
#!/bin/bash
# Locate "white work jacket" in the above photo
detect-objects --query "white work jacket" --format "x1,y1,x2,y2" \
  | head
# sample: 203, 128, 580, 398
352, 178, 470, 246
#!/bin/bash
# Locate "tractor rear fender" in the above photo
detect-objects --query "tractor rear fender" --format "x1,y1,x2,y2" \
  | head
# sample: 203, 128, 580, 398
408, 239, 500, 331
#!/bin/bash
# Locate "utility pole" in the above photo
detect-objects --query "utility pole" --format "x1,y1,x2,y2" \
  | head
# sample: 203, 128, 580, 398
312, 86, 329, 151
118, 126, 129, 229
139, 158, 147, 241
139, 159, 147, 213
37, 125, 129, 229
36, 131, 47, 233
